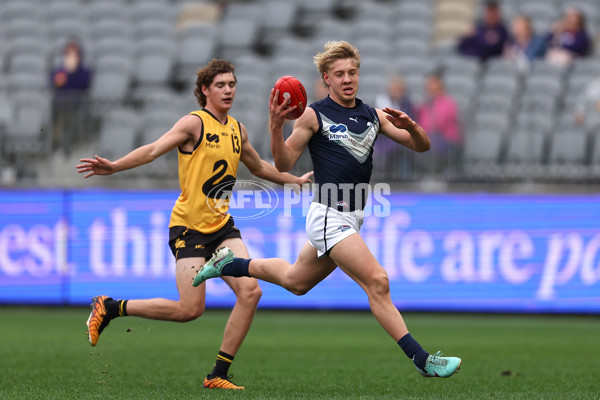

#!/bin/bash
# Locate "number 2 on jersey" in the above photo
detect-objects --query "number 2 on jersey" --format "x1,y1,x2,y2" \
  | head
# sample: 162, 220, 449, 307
202, 160, 236, 199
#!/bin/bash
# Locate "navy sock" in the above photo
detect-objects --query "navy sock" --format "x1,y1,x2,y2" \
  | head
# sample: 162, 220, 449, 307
221, 258, 251, 277
398, 333, 430, 370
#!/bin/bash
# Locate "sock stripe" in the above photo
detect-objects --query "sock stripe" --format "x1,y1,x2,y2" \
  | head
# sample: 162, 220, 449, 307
119, 300, 128, 317
217, 355, 233, 364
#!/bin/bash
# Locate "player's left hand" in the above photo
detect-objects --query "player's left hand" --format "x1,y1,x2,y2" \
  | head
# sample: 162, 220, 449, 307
382, 107, 417, 131
289, 170, 313, 194
298, 170, 313, 185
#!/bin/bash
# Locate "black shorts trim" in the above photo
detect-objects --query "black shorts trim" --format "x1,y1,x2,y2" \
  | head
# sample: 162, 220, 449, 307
168, 217, 242, 260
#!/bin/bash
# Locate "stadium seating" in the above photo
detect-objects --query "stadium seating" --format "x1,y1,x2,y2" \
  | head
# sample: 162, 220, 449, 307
97, 108, 141, 161
133, 37, 175, 87
175, 21, 217, 83
89, 55, 132, 104
258, 0, 299, 48
0, 0, 599, 185
2, 91, 51, 177
547, 125, 590, 180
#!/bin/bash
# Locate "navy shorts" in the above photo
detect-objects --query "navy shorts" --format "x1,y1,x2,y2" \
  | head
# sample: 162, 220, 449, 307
168, 218, 242, 260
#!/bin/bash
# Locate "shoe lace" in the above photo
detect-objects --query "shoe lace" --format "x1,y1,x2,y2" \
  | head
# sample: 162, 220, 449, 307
428, 351, 448, 367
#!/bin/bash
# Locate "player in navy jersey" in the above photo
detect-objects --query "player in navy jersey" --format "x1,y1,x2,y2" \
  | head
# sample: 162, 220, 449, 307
194, 41, 462, 378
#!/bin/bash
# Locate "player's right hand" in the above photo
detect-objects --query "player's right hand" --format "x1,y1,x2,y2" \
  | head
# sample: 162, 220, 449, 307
76, 155, 115, 178
269, 88, 297, 130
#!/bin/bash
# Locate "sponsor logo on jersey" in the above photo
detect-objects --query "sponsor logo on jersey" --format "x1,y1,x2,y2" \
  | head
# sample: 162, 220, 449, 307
328, 133, 349, 140
336, 200, 348, 208
205, 132, 221, 149
329, 124, 347, 133
328, 124, 349, 141
349, 117, 358, 123
206, 133, 220, 143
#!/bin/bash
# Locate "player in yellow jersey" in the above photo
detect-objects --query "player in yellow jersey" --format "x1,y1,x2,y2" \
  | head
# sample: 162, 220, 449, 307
76, 59, 313, 390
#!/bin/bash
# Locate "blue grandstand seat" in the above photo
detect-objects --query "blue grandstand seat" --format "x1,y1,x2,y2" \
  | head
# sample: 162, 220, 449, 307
134, 37, 174, 87
394, 1, 434, 22
356, 1, 392, 24
97, 108, 141, 161
7, 71, 47, 93
8, 53, 46, 74
503, 128, 547, 179
92, 37, 135, 61
5, 18, 47, 41
463, 130, 504, 169
8, 37, 47, 59
134, 18, 174, 41
1, 1, 43, 23
88, 2, 131, 23
547, 125, 589, 180
3, 91, 51, 156
175, 22, 217, 83
90, 55, 133, 103
49, 19, 89, 48
131, 1, 175, 23
46, 1, 86, 24
259, 0, 299, 46
392, 38, 432, 56
392, 20, 433, 43
90, 19, 133, 44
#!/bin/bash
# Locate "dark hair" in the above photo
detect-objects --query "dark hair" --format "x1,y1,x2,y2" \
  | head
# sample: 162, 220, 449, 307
194, 59, 236, 107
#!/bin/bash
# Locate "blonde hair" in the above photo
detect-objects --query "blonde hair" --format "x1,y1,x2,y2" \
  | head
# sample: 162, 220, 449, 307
313, 41, 361, 86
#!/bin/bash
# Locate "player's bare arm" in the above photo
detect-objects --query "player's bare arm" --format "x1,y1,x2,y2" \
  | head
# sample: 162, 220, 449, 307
269, 88, 318, 172
77, 114, 202, 178
377, 107, 431, 152
239, 122, 313, 187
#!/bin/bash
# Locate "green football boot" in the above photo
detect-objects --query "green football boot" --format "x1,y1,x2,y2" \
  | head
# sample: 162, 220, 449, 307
417, 351, 462, 378
192, 247, 235, 287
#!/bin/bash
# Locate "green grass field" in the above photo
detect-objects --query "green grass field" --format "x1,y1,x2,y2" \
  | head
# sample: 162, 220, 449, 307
0, 307, 598, 400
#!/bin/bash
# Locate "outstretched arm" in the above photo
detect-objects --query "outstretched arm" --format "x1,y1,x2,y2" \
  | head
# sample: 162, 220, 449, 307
269, 88, 318, 172
239, 122, 313, 187
377, 107, 430, 152
76, 115, 201, 178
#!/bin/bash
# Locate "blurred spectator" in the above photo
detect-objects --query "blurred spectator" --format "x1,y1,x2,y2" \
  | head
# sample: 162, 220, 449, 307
457, 0, 508, 62
375, 75, 415, 119
50, 39, 92, 97
545, 8, 591, 66
503, 14, 547, 71
373, 75, 415, 175
574, 75, 600, 129
50, 39, 92, 154
416, 73, 462, 172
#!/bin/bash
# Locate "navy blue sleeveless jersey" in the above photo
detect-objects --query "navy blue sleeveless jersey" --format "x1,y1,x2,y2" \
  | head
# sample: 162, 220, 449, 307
308, 96, 380, 211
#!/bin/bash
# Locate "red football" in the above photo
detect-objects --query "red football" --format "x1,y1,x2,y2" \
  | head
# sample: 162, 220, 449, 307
274, 76, 307, 120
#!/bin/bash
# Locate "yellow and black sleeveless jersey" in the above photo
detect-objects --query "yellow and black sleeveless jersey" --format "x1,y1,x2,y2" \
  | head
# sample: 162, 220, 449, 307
169, 109, 243, 234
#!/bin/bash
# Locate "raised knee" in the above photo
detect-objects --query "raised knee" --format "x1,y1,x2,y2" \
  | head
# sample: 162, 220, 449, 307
288, 283, 311, 296
177, 306, 204, 322
237, 282, 262, 305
